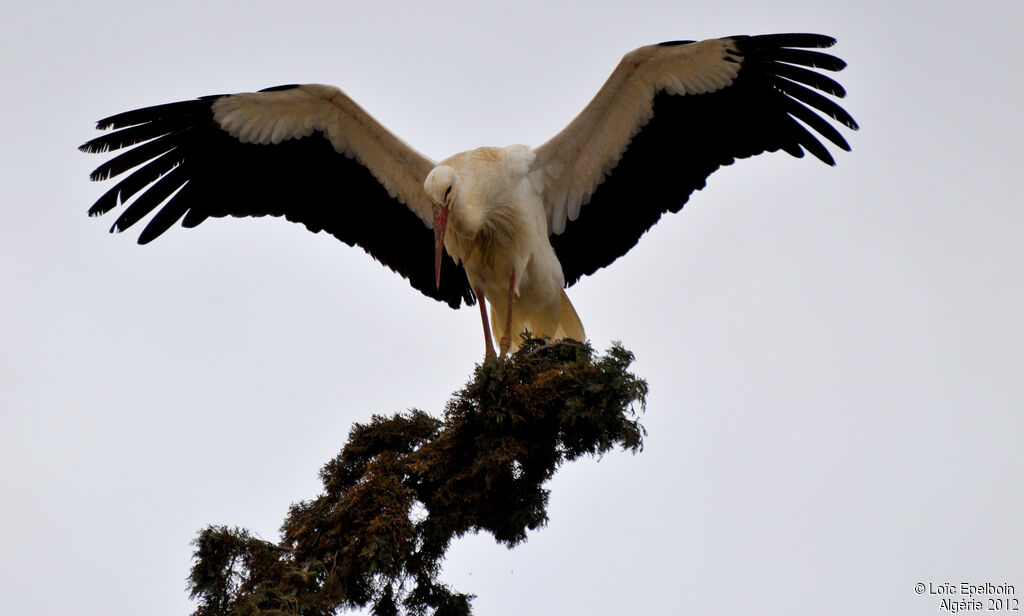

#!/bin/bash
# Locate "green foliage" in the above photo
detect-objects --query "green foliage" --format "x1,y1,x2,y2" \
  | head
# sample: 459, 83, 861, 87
188, 338, 647, 616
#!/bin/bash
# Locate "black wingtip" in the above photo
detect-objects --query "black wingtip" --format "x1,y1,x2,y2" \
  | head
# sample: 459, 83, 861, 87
95, 114, 134, 131
88, 191, 118, 217
747, 33, 837, 49
136, 230, 158, 245
258, 84, 302, 92
79, 140, 103, 154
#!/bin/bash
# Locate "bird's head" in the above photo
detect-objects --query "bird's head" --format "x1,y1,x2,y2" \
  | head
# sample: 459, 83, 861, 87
424, 165, 459, 289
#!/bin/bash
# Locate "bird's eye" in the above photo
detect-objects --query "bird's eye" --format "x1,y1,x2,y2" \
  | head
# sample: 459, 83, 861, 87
443, 186, 452, 200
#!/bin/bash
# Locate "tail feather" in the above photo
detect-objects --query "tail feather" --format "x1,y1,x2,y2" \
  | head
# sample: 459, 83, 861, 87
555, 289, 585, 342
492, 289, 585, 352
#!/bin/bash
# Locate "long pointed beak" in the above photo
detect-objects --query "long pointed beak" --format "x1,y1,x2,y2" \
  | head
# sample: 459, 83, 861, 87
433, 202, 449, 289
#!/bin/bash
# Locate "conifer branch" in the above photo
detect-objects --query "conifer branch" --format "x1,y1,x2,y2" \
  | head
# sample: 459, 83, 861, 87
188, 337, 647, 616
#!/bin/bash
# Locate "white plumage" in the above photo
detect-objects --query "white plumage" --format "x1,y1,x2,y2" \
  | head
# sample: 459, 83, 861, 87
82, 33, 857, 356
424, 146, 584, 355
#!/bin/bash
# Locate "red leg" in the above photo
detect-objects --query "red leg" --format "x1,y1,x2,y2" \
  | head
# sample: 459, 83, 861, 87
475, 286, 496, 357
498, 270, 515, 356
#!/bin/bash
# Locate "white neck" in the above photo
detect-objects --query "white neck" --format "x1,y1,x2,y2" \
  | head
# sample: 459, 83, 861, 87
450, 193, 487, 237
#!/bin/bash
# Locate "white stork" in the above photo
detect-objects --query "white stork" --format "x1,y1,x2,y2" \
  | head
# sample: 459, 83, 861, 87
82, 33, 857, 357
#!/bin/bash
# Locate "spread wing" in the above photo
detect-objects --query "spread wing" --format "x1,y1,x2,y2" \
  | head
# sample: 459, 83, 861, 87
532, 33, 858, 285
81, 83, 475, 308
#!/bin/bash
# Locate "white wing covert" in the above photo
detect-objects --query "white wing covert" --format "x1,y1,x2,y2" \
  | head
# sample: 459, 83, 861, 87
212, 84, 436, 225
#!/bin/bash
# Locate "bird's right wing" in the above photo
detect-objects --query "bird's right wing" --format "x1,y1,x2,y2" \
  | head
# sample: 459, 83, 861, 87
81, 84, 475, 308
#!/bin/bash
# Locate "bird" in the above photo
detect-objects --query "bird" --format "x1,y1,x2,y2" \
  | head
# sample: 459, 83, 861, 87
81, 33, 857, 357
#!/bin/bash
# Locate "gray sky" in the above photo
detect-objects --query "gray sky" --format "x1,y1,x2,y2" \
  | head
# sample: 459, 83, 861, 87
2, 1, 1022, 615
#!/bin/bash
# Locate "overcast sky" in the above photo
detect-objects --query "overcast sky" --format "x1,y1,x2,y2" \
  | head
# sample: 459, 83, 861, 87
2, 1, 1022, 615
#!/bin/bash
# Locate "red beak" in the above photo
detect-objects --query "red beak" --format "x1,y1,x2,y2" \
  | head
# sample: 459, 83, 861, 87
433, 202, 449, 289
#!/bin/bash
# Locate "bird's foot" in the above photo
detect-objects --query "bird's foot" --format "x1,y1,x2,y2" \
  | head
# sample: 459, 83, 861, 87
498, 334, 512, 357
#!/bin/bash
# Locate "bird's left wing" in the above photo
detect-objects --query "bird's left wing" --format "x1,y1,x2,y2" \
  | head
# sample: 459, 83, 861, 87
81, 84, 475, 308
532, 34, 858, 285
